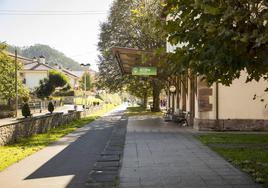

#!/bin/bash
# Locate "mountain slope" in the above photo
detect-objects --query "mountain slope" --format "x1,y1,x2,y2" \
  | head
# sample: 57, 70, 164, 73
8, 44, 82, 70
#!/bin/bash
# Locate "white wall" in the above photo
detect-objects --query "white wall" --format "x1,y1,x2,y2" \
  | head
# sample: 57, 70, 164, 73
69, 77, 76, 88
218, 72, 268, 119
24, 71, 48, 90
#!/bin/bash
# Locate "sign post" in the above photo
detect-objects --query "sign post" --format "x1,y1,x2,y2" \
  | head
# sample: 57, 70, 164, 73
132, 67, 157, 76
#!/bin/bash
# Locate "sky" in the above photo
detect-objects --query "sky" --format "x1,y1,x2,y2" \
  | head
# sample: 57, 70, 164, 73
0, 0, 114, 71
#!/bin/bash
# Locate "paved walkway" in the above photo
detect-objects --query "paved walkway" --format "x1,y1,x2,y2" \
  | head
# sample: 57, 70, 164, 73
0, 105, 127, 188
120, 116, 262, 188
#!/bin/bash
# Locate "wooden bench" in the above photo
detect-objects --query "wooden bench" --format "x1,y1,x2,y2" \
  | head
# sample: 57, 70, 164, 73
172, 111, 190, 126
163, 108, 190, 126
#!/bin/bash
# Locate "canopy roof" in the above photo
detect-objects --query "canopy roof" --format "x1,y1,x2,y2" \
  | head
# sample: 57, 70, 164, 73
112, 47, 154, 75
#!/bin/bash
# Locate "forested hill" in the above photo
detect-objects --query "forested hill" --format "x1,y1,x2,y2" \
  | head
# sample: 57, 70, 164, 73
8, 44, 82, 70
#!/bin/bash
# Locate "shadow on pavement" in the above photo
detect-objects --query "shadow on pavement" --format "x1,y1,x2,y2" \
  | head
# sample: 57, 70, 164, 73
25, 118, 115, 188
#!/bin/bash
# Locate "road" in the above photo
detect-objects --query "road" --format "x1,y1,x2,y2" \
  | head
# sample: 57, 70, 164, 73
0, 104, 127, 188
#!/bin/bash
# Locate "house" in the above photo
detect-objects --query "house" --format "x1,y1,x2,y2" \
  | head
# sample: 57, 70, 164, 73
9, 54, 80, 90
20, 56, 54, 90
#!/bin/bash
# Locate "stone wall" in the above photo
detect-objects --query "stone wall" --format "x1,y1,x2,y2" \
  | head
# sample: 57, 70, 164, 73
194, 118, 268, 131
0, 111, 82, 146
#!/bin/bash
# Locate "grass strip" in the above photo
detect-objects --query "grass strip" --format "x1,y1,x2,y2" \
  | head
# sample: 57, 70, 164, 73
0, 104, 118, 172
126, 106, 163, 117
196, 133, 268, 187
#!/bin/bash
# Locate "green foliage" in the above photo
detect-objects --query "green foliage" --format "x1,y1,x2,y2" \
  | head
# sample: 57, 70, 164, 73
8, 44, 82, 71
0, 42, 30, 100
197, 133, 268, 187
48, 70, 69, 88
74, 96, 103, 105
21, 103, 31, 118
79, 72, 93, 91
125, 77, 152, 99
53, 90, 74, 96
48, 101, 54, 113
35, 78, 54, 99
97, 0, 168, 108
165, 0, 268, 85
126, 106, 163, 117
35, 70, 70, 99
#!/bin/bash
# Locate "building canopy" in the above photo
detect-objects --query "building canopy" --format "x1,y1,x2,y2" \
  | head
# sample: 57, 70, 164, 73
112, 47, 156, 75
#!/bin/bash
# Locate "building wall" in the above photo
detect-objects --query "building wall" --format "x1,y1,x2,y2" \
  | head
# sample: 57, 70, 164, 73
195, 78, 216, 120
69, 77, 76, 88
218, 72, 268, 120
70, 77, 79, 89
24, 71, 48, 90
167, 69, 268, 130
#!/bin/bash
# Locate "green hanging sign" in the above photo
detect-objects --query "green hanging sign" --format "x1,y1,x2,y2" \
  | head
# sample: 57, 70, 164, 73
132, 67, 157, 76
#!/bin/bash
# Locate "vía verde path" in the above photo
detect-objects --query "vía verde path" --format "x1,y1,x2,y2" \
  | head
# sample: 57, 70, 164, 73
0, 105, 127, 188
120, 115, 262, 188
0, 107, 264, 188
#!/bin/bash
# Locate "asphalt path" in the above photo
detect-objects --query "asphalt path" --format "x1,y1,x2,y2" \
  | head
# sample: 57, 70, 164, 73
0, 104, 127, 188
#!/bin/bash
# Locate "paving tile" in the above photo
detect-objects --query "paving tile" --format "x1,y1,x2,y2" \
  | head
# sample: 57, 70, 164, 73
119, 116, 262, 188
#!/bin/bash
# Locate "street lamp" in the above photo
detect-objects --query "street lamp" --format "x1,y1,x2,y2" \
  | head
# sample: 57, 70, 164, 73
80, 63, 90, 109
169, 85, 176, 113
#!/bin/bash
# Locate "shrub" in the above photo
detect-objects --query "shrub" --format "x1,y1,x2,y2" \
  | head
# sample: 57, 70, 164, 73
48, 101, 54, 114
21, 103, 31, 118
53, 90, 74, 96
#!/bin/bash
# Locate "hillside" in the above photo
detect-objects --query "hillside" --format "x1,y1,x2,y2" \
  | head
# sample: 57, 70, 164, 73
8, 44, 82, 71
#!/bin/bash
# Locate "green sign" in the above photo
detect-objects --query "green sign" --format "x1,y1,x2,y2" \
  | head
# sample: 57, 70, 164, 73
132, 67, 157, 76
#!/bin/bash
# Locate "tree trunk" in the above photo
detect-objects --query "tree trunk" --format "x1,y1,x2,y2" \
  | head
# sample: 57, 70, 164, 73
142, 91, 147, 109
152, 80, 160, 112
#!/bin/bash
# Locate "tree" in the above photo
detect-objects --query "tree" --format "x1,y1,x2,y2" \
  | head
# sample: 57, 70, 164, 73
165, 0, 268, 85
48, 101, 54, 113
125, 77, 152, 108
97, 0, 168, 111
21, 103, 31, 118
79, 72, 93, 91
0, 42, 29, 103
35, 78, 54, 99
49, 70, 69, 87
35, 70, 70, 99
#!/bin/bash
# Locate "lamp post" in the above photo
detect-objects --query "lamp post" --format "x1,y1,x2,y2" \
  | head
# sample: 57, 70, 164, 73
169, 85, 176, 113
15, 48, 18, 117
80, 63, 90, 110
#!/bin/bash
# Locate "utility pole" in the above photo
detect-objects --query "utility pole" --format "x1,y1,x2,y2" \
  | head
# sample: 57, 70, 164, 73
84, 71, 87, 108
80, 63, 90, 110
15, 48, 18, 118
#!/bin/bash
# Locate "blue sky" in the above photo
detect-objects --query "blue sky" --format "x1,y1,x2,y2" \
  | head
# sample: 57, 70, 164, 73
0, 0, 113, 71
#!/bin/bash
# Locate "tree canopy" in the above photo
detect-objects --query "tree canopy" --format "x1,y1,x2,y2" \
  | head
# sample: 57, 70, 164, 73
79, 72, 93, 91
165, 0, 268, 85
97, 0, 168, 110
0, 42, 29, 101
35, 70, 70, 99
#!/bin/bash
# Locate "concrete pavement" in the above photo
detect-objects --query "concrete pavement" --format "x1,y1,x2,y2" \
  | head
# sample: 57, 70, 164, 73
120, 115, 262, 188
0, 104, 127, 188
